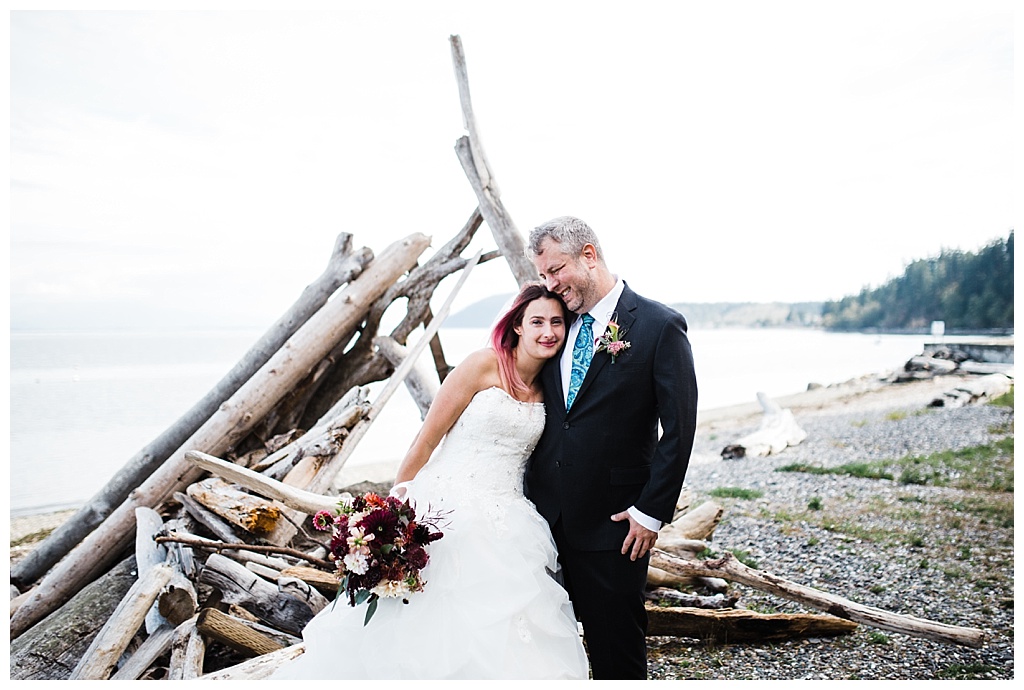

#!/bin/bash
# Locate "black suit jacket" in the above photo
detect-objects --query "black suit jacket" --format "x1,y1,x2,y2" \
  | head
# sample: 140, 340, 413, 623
525, 284, 698, 551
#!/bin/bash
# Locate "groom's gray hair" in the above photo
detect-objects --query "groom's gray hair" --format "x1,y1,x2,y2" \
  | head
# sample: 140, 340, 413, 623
528, 216, 604, 260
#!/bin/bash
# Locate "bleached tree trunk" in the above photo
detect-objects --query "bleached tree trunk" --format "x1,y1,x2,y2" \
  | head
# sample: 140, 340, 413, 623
649, 549, 986, 648
10, 234, 431, 640
449, 35, 537, 286
10, 234, 371, 590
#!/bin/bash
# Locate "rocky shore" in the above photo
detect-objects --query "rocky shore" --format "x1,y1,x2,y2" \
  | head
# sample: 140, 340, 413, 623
10, 372, 1014, 680
652, 373, 1014, 681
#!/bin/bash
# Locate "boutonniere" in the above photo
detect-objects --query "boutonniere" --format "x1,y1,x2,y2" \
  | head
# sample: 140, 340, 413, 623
596, 318, 631, 363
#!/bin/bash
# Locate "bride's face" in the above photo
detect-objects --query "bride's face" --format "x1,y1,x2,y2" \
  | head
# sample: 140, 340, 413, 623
515, 297, 566, 361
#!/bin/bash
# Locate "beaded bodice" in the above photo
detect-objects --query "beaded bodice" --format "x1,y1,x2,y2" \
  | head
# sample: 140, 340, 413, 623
415, 386, 545, 501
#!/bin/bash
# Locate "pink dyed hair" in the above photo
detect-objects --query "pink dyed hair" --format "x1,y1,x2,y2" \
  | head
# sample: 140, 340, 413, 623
490, 283, 569, 398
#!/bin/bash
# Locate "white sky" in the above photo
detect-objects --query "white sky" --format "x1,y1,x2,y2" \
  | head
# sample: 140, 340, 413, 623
7, 1, 1018, 330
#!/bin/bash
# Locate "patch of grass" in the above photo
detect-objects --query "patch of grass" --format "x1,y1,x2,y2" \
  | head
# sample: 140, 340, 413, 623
869, 584, 885, 594
939, 495, 1014, 528
897, 437, 1013, 492
10, 528, 56, 548
885, 410, 908, 421
728, 548, 759, 569
807, 496, 823, 510
779, 438, 1013, 492
937, 662, 999, 680
867, 631, 890, 645
806, 536, 820, 546
851, 419, 868, 428
777, 462, 893, 481
708, 487, 764, 500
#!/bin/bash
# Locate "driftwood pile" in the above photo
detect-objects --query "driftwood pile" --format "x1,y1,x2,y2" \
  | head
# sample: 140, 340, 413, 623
9, 35, 987, 681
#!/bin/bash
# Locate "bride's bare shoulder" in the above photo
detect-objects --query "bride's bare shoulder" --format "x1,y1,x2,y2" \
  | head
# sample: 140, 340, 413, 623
452, 348, 502, 385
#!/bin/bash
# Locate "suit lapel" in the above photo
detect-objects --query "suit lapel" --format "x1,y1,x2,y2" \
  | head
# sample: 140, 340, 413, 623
569, 285, 639, 413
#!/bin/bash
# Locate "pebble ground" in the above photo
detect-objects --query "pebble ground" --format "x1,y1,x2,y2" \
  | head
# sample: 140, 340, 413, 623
648, 375, 1014, 681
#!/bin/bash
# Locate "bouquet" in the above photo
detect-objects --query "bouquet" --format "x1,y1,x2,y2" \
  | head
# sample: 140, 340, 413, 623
312, 491, 446, 625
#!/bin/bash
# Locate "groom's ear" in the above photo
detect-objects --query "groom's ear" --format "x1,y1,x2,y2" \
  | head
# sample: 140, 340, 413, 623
580, 243, 599, 267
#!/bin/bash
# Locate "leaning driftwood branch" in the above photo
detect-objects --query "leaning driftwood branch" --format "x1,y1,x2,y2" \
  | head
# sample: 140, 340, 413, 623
649, 549, 985, 648
449, 35, 536, 286
155, 531, 333, 571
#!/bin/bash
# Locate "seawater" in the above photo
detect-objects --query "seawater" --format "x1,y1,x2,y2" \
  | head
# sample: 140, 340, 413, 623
8, 327, 927, 516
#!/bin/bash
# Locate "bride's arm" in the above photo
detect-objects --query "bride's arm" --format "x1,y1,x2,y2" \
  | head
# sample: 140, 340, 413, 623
393, 349, 500, 486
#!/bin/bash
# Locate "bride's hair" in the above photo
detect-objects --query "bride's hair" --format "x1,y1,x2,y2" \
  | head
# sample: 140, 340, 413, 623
490, 282, 568, 398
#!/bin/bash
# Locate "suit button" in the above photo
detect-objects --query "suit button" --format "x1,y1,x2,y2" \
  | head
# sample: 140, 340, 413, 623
562, 422, 570, 430
556, 461, 561, 467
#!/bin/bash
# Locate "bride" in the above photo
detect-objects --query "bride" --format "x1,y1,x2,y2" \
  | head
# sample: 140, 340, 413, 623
271, 283, 589, 680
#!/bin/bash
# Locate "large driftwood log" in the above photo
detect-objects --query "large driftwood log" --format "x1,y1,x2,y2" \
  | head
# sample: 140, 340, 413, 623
11, 234, 431, 640
198, 554, 315, 636
279, 576, 330, 614
109, 623, 175, 681
68, 563, 174, 680
187, 477, 281, 537
648, 501, 724, 590
650, 549, 985, 648
449, 35, 536, 286
9, 556, 138, 680
646, 603, 858, 642
929, 372, 1014, 408
185, 452, 341, 516
175, 490, 247, 544
196, 607, 288, 657
200, 643, 305, 680
10, 234, 371, 590
722, 392, 807, 459
646, 588, 739, 609
167, 615, 205, 680
279, 565, 340, 595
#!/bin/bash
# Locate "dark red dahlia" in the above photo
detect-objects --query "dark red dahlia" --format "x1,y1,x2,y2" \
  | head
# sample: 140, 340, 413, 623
359, 506, 400, 543
405, 543, 429, 570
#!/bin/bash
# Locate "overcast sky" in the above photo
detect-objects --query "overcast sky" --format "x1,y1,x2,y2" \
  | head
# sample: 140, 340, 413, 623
8, 1, 1016, 331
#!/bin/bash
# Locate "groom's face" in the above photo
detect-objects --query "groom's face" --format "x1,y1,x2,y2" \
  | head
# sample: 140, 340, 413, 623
532, 238, 599, 314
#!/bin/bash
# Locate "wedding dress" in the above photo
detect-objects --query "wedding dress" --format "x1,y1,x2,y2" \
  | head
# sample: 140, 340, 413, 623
271, 386, 589, 680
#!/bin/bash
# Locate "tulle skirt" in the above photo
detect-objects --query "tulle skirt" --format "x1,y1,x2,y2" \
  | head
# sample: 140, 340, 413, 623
271, 483, 588, 680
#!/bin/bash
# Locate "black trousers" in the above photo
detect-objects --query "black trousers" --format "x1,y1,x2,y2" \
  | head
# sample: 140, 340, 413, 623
553, 520, 650, 680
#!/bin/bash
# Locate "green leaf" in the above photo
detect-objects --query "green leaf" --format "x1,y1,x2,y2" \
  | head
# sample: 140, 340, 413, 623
354, 588, 372, 605
363, 595, 379, 626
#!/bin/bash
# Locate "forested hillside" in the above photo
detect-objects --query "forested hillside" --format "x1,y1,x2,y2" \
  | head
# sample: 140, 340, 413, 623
821, 232, 1014, 331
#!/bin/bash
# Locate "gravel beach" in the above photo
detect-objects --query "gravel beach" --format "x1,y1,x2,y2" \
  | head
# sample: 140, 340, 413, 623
10, 373, 1014, 681
651, 374, 1014, 681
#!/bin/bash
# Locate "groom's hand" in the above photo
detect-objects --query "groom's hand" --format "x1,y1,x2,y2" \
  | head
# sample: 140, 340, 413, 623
610, 511, 658, 561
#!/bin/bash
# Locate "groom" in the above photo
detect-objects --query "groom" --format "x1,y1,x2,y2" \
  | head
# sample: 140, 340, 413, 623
524, 216, 698, 680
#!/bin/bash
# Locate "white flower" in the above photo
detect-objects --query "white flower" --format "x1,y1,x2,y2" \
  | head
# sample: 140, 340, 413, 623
343, 553, 369, 575
372, 579, 411, 598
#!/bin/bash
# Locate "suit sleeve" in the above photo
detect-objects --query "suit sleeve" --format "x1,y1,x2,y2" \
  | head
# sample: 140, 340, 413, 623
633, 310, 698, 524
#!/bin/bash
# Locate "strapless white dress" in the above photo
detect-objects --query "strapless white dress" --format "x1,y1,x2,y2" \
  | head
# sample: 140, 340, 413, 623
271, 387, 589, 680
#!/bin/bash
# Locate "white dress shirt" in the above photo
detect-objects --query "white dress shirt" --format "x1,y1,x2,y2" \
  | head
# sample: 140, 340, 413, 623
560, 278, 662, 533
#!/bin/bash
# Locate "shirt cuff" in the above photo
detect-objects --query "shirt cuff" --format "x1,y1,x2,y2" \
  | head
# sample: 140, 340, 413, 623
628, 506, 662, 532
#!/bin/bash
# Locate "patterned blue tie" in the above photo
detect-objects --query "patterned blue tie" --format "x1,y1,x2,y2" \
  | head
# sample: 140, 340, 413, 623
566, 313, 595, 410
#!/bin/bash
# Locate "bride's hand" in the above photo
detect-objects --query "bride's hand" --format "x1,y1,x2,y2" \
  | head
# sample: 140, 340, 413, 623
389, 482, 411, 499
